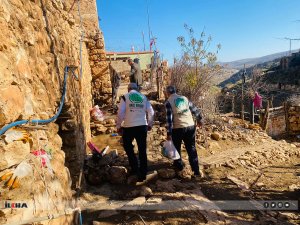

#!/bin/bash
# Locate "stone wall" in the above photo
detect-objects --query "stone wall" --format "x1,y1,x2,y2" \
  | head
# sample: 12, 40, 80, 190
68, 0, 99, 34
266, 109, 286, 137
287, 106, 300, 134
68, 0, 112, 106
87, 31, 112, 106
110, 59, 130, 74
0, 0, 96, 224
263, 104, 300, 137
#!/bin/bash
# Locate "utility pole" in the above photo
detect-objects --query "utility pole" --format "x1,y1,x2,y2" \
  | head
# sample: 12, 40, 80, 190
142, 31, 146, 51
241, 64, 246, 122
146, 0, 151, 50
283, 37, 300, 55
232, 89, 236, 114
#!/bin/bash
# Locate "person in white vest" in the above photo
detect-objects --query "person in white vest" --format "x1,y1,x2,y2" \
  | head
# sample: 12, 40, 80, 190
164, 85, 204, 178
116, 83, 154, 182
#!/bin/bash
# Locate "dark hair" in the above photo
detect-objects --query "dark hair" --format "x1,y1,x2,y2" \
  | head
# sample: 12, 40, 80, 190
166, 85, 176, 94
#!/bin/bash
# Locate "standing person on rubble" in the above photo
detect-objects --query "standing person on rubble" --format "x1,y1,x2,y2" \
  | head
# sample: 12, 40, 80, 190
109, 64, 121, 111
164, 85, 204, 179
128, 58, 143, 90
116, 83, 154, 182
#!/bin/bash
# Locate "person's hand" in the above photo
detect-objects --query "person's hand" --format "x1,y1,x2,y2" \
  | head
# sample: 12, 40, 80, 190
147, 126, 152, 131
117, 128, 123, 136
167, 135, 172, 141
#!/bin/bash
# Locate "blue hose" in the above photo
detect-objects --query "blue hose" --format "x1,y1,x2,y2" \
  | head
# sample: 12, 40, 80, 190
79, 210, 83, 225
0, 66, 71, 136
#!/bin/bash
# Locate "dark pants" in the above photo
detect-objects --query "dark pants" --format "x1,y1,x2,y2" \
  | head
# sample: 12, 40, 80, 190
172, 125, 200, 175
122, 125, 148, 178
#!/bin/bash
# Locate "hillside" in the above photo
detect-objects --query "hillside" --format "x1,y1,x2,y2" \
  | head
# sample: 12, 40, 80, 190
213, 68, 239, 85
220, 50, 298, 69
219, 58, 281, 88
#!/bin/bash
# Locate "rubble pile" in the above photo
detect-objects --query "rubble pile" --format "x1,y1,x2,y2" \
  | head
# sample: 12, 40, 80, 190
200, 116, 300, 172
84, 149, 127, 185
91, 118, 118, 136
150, 100, 166, 123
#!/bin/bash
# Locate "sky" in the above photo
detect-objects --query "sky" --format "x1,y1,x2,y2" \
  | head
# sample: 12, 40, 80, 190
96, 0, 300, 62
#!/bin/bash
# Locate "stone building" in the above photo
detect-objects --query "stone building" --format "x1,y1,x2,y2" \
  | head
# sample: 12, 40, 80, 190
0, 0, 110, 224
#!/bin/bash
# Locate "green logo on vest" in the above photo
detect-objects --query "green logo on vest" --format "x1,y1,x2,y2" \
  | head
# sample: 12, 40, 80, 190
129, 93, 143, 104
175, 97, 186, 110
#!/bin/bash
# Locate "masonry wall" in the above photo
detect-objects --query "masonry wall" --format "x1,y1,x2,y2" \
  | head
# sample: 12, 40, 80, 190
88, 32, 112, 106
0, 0, 99, 224
287, 105, 300, 134
266, 110, 286, 137
264, 104, 300, 137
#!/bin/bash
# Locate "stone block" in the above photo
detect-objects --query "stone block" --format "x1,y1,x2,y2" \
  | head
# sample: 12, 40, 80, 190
108, 166, 127, 184
0, 85, 24, 126
157, 168, 176, 179
211, 132, 221, 141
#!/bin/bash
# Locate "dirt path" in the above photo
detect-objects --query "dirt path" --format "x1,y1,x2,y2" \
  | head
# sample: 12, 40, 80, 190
82, 119, 300, 224
85, 79, 300, 224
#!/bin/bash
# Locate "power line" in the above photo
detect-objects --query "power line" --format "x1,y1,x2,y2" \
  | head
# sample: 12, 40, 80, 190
276, 37, 300, 55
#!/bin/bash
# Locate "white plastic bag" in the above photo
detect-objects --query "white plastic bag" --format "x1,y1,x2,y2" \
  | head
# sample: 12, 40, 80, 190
162, 140, 180, 160
90, 105, 104, 122
4, 129, 24, 143
14, 161, 33, 178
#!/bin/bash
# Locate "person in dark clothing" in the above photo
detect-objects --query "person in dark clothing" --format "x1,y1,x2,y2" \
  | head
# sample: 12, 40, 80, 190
128, 58, 143, 90
133, 58, 140, 64
109, 64, 121, 108
164, 85, 204, 179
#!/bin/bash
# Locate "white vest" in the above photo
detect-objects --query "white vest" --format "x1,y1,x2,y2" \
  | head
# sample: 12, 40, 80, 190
167, 94, 194, 129
123, 91, 148, 127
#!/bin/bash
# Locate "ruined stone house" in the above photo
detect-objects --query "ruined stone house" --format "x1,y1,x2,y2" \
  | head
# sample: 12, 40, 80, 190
0, 0, 110, 224
259, 97, 300, 137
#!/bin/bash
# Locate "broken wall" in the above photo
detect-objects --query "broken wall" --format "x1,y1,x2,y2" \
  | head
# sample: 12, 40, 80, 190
266, 109, 286, 137
264, 104, 300, 137
286, 105, 300, 135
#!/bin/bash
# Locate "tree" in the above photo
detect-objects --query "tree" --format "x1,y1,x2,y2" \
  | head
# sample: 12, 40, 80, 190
170, 24, 221, 106
246, 67, 268, 98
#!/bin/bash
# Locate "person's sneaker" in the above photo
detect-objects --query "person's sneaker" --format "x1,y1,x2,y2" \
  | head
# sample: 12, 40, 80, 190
176, 170, 191, 180
191, 171, 205, 181
137, 175, 146, 182
172, 161, 185, 171
127, 175, 138, 185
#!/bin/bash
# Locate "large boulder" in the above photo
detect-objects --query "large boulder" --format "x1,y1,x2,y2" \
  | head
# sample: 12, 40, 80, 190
108, 166, 127, 184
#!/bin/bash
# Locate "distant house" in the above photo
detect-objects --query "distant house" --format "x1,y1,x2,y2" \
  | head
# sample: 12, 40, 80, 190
106, 51, 154, 72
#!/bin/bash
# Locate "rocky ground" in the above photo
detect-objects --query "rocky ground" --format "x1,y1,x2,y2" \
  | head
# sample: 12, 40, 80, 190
78, 84, 300, 225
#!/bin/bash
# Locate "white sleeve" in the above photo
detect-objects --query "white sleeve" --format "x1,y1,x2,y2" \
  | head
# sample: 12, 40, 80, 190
116, 98, 126, 129
146, 101, 154, 127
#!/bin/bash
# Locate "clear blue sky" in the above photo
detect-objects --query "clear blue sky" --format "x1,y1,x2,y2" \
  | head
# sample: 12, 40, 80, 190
97, 0, 300, 62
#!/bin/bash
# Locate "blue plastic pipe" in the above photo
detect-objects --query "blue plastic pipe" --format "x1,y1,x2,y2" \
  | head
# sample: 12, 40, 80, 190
0, 66, 70, 136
